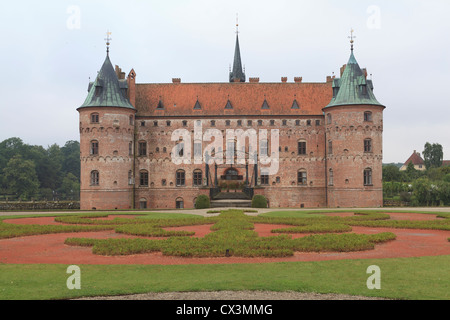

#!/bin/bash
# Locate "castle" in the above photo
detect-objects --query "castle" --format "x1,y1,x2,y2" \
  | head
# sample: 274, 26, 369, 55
77, 30, 385, 210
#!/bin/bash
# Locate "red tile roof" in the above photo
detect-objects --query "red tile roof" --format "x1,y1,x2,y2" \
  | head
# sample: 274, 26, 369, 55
404, 151, 425, 166
134, 82, 333, 117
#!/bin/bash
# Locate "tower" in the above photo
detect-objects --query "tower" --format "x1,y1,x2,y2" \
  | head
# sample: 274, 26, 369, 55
77, 33, 136, 210
323, 31, 385, 207
229, 16, 246, 83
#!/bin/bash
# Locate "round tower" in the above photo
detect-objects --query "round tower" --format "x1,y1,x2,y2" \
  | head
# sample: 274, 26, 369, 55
323, 41, 385, 208
77, 46, 136, 210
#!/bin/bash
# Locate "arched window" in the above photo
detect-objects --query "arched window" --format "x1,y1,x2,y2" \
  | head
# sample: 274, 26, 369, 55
176, 197, 184, 209
139, 170, 149, 187
139, 198, 147, 209
364, 139, 373, 153
90, 140, 99, 155
297, 169, 307, 185
176, 170, 185, 187
328, 140, 333, 155
193, 169, 203, 186
326, 113, 332, 125
129, 115, 134, 126
90, 171, 99, 186
364, 168, 373, 186
129, 142, 133, 156
90, 113, 99, 124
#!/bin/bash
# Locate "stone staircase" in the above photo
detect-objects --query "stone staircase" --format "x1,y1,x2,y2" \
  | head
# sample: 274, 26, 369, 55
210, 191, 252, 208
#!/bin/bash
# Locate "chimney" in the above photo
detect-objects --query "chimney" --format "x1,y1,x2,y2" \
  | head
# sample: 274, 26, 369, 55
172, 78, 181, 84
340, 65, 347, 77
281, 77, 287, 83
249, 77, 260, 83
294, 77, 302, 83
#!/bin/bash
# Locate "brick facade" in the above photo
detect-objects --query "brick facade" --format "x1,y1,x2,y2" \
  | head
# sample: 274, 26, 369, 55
78, 40, 385, 210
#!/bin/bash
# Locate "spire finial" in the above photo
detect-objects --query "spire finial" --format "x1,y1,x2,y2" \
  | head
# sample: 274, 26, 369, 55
105, 30, 112, 55
236, 13, 239, 35
348, 28, 356, 51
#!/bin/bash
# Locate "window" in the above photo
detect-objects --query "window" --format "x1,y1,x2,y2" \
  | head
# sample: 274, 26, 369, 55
261, 174, 269, 185
307, 120, 311, 126
211, 120, 216, 127
364, 139, 373, 153
139, 199, 147, 209
260, 140, 268, 156
327, 113, 332, 125
193, 169, 202, 186
166, 121, 171, 127
364, 168, 373, 186
237, 120, 242, 126
176, 198, 184, 209
194, 142, 202, 157
177, 142, 184, 157
270, 120, 275, 126
247, 120, 252, 126
257, 120, 263, 126
315, 120, 321, 126
176, 170, 185, 186
297, 170, 307, 185
364, 112, 373, 122
90, 140, 99, 155
226, 120, 231, 126
328, 169, 334, 186
128, 171, 133, 185
282, 120, 287, 126
328, 140, 333, 154
129, 116, 134, 126
295, 120, 300, 126
90, 171, 99, 186
91, 113, 99, 124
162, 179, 167, 186
138, 141, 147, 156
140, 170, 149, 187
140, 121, 146, 127
153, 121, 158, 127
155, 147, 160, 153
129, 142, 133, 155
276, 176, 281, 183
298, 141, 307, 155
182, 120, 187, 127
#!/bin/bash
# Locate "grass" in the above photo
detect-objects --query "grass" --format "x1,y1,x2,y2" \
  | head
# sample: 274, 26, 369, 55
1, 208, 449, 299
1, 255, 449, 300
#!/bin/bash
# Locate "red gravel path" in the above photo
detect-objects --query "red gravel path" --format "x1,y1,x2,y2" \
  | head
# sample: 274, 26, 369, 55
1, 213, 449, 265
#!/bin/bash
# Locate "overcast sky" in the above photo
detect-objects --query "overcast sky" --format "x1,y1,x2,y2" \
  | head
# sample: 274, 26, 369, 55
0, 0, 449, 163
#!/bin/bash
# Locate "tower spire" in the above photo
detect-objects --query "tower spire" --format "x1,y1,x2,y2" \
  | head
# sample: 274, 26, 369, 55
105, 30, 112, 56
229, 15, 246, 83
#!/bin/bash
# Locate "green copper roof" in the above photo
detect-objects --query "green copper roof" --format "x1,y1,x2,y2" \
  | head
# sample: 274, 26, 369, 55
78, 55, 135, 110
324, 51, 384, 109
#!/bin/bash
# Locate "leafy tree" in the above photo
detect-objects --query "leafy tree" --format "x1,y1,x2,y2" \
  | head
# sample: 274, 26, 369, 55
382, 164, 402, 182
423, 142, 443, 169
3, 155, 40, 200
58, 173, 80, 201
61, 140, 80, 180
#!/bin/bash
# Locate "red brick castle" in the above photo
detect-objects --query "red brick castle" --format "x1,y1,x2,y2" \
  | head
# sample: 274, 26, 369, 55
78, 30, 385, 210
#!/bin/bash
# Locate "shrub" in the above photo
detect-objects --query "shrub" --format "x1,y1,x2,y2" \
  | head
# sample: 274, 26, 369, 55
195, 195, 210, 209
252, 195, 268, 208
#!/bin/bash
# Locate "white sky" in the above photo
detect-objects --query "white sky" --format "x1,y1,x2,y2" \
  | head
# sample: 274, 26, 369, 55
0, 0, 449, 163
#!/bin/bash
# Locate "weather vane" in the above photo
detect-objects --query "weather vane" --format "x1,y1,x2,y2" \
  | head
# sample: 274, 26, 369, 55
105, 31, 112, 55
349, 28, 356, 51
236, 13, 239, 35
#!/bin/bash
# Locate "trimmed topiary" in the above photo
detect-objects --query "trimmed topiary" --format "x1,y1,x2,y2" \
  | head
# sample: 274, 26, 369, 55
251, 195, 268, 208
195, 194, 211, 209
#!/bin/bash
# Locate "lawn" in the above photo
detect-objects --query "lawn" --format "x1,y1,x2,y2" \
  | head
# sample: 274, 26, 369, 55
0, 256, 449, 300
0, 209, 449, 300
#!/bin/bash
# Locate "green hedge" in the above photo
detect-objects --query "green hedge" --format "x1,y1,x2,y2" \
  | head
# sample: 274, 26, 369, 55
251, 195, 268, 208
195, 195, 210, 209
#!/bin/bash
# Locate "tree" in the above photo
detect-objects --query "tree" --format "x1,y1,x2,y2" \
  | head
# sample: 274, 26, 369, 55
423, 142, 443, 169
58, 173, 80, 201
3, 155, 40, 200
382, 164, 402, 182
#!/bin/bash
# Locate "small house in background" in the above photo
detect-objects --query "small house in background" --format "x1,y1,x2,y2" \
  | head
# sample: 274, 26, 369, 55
400, 150, 426, 171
